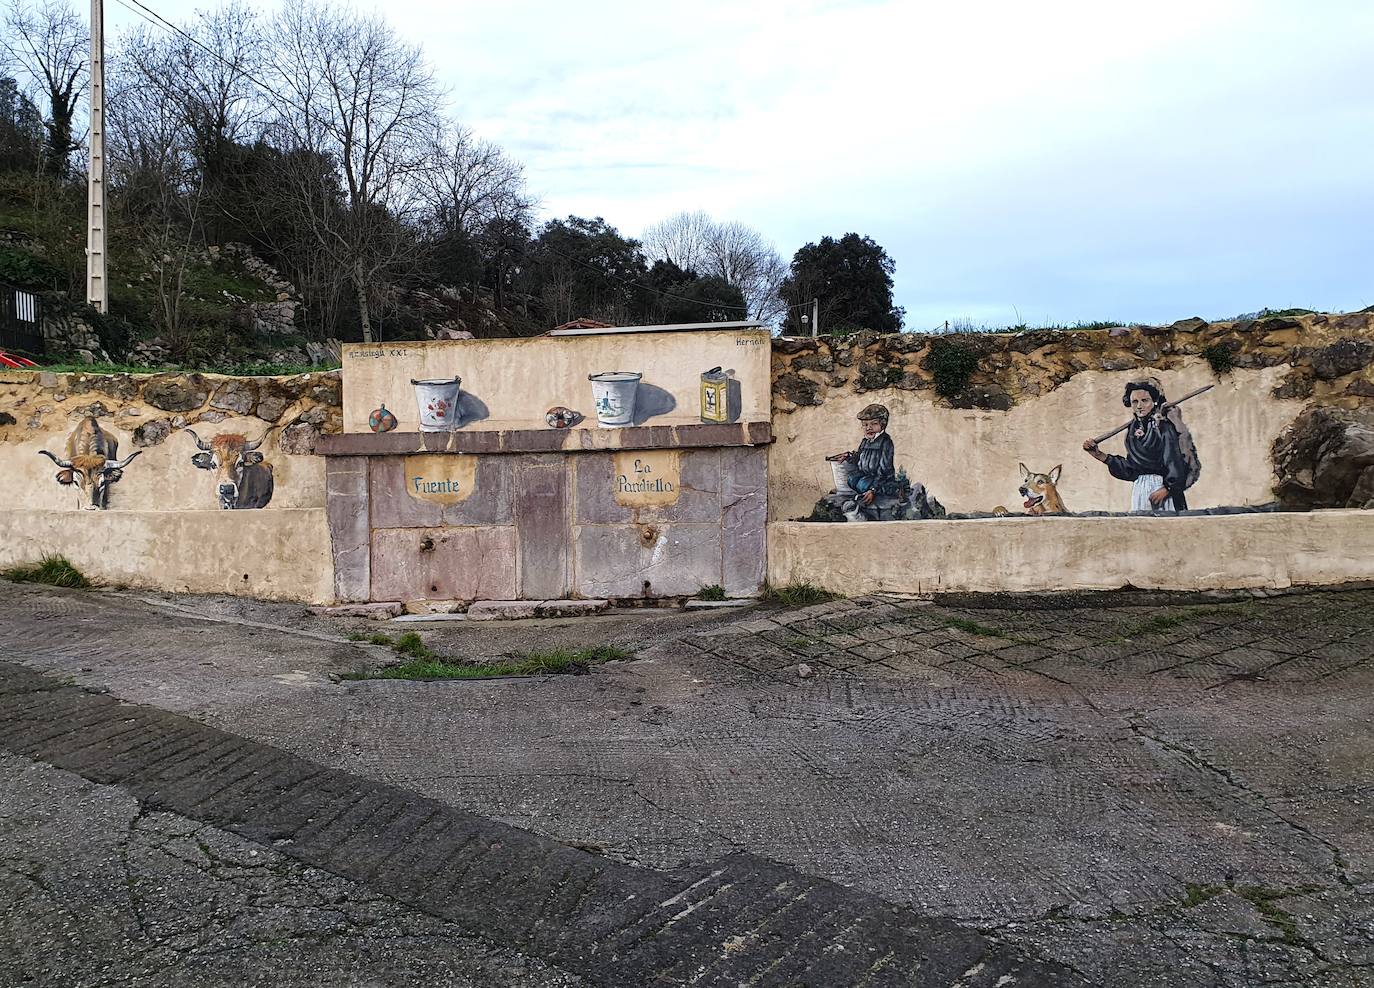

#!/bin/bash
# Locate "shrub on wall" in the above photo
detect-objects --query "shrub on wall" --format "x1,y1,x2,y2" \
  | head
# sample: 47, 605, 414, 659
926, 338, 981, 398
1203, 342, 1236, 376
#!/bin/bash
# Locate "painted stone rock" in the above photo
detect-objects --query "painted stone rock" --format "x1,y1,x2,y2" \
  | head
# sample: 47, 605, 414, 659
368, 403, 398, 433
545, 406, 580, 429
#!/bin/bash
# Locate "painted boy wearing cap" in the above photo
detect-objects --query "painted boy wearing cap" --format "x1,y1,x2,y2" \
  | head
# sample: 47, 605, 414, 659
838, 403, 900, 513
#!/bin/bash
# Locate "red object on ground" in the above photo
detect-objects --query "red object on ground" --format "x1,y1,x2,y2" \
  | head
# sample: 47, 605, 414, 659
0, 350, 39, 368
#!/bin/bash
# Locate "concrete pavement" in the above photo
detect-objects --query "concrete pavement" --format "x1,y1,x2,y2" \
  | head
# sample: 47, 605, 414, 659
1, 580, 1372, 985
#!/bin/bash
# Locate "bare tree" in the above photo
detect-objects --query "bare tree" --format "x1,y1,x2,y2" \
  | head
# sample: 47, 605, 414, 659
641, 209, 715, 273
115, 2, 265, 241
1, 0, 87, 175
266, 1, 441, 343
642, 210, 786, 326
416, 121, 531, 237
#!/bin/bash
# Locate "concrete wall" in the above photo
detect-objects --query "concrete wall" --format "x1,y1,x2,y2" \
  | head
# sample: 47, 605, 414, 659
0, 370, 338, 513
0, 508, 333, 601
768, 511, 1374, 595
0, 369, 339, 601
342, 328, 771, 434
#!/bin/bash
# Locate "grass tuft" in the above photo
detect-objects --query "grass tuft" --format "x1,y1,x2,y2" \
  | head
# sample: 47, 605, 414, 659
697, 584, 727, 601
1, 554, 91, 588
945, 617, 1007, 638
763, 582, 839, 608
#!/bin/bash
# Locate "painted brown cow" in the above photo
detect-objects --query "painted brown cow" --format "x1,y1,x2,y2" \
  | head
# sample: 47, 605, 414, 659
185, 429, 275, 510
39, 417, 142, 510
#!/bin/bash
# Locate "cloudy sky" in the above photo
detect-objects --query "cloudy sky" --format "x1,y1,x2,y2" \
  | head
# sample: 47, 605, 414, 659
109, 0, 1374, 329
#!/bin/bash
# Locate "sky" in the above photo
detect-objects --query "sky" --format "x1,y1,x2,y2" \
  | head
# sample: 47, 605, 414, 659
106, 0, 1374, 329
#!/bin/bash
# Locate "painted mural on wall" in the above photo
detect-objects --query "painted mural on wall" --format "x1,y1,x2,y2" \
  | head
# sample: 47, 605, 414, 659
340, 329, 771, 434
809, 377, 1213, 521
586, 371, 677, 428
184, 429, 275, 509
815, 403, 945, 522
38, 417, 142, 510
1082, 379, 1207, 513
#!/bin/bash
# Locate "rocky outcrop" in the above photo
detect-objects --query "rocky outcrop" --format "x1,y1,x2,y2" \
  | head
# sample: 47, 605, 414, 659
1272, 406, 1374, 509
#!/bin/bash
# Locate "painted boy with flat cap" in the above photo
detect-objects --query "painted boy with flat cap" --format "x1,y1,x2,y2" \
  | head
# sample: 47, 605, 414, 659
836, 403, 900, 516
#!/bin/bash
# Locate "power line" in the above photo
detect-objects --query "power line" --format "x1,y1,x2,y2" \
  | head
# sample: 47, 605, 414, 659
109, 0, 312, 121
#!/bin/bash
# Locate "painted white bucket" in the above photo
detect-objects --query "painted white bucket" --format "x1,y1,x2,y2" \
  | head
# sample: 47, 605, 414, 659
411, 377, 462, 431
830, 459, 855, 496
588, 372, 642, 428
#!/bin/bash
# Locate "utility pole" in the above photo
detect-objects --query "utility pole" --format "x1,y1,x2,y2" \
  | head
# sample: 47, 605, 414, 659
86, 0, 107, 313
811, 298, 819, 338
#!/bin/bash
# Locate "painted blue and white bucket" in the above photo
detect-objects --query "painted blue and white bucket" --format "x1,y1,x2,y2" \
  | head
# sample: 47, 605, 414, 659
588, 372, 642, 428
411, 376, 462, 431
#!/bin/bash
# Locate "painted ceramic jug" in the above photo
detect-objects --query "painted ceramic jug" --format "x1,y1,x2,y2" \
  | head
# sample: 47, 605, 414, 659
411, 377, 462, 432
368, 403, 398, 433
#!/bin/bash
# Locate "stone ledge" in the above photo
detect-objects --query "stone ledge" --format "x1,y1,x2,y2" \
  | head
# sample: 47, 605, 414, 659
465, 599, 611, 621
318, 422, 772, 456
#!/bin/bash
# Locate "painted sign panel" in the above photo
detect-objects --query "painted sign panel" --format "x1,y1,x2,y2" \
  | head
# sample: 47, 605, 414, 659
405, 454, 477, 506
612, 450, 680, 508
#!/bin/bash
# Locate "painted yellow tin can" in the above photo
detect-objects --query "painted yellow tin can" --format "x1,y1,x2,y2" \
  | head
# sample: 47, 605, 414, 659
700, 367, 729, 423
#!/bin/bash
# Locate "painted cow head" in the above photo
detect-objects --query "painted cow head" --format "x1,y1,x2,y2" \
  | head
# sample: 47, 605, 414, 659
185, 429, 272, 510
39, 449, 141, 509
39, 417, 141, 510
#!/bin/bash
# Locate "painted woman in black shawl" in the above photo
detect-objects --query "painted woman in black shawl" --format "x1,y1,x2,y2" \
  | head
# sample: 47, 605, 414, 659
1082, 381, 1189, 511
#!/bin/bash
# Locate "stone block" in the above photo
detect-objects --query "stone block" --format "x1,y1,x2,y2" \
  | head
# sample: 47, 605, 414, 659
371, 527, 517, 602
515, 460, 570, 599
325, 456, 370, 498
575, 450, 722, 524
390, 612, 470, 623
308, 602, 401, 618
574, 455, 629, 524
369, 455, 513, 528
573, 523, 723, 598
465, 600, 538, 621
722, 446, 768, 596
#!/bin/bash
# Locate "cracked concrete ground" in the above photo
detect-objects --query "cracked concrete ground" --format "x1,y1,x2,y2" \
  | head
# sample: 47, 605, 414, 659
1, 581, 1371, 986
0, 752, 586, 988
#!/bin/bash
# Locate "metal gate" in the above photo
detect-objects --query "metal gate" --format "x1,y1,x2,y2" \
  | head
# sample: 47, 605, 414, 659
0, 282, 45, 357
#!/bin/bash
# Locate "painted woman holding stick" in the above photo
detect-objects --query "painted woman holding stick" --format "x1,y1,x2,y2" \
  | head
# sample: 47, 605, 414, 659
1082, 379, 1198, 512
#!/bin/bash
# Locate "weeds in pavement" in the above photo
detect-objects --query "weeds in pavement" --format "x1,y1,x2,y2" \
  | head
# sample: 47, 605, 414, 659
1108, 605, 1245, 643
341, 637, 632, 681
697, 584, 727, 601
1181, 883, 1223, 908
763, 582, 839, 607
1, 554, 91, 589
945, 617, 1008, 638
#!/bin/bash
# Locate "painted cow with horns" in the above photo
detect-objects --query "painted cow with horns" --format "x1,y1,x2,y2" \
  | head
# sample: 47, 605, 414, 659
184, 428, 275, 510
39, 417, 142, 510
